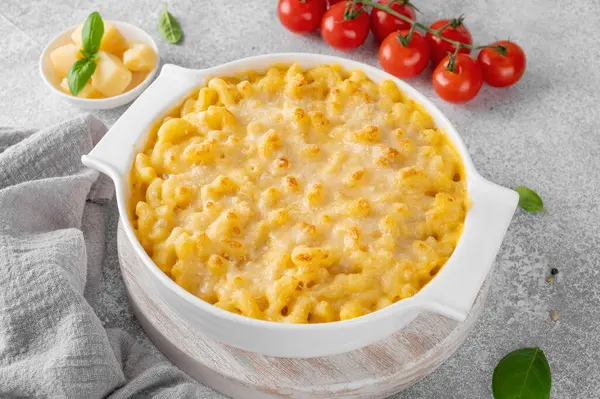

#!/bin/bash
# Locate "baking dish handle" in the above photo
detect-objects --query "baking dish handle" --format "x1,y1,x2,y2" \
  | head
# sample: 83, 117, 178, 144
81, 64, 204, 181
417, 177, 519, 321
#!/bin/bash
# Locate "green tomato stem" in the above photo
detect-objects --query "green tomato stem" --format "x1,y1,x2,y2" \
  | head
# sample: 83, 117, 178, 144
449, 15, 465, 29
396, 23, 416, 46
445, 46, 462, 73
343, 1, 364, 20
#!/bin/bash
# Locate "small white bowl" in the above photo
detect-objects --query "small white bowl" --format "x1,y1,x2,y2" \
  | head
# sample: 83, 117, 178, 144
39, 20, 160, 110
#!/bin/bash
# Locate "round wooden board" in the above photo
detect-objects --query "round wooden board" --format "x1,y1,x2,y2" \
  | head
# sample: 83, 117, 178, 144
117, 221, 489, 399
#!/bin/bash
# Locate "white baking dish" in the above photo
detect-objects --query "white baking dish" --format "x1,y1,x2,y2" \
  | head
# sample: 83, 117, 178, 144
82, 53, 518, 358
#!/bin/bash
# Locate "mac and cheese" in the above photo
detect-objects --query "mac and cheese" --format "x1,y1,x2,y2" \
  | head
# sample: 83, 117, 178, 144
129, 63, 467, 323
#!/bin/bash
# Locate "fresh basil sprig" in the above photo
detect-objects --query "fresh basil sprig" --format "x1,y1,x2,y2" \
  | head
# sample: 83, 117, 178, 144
493, 347, 551, 399
67, 11, 104, 96
68, 58, 97, 96
514, 186, 546, 213
158, 5, 182, 44
81, 11, 104, 56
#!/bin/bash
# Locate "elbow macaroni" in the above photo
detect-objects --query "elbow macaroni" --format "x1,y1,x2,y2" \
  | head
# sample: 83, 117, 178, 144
129, 64, 468, 323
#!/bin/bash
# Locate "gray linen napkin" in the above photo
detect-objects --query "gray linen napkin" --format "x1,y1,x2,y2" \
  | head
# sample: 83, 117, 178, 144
0, 115, 206, 399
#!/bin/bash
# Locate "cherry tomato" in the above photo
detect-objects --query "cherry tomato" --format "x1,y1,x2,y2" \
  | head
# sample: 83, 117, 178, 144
277, 0, 327, 34
321, 1, 370, 50
370, 0, 416, 42
379, 30, 430, 79
432, 54, 483, 103
477, 41, 526, 87
426, 18, 473, 66
327, 0, 345, 6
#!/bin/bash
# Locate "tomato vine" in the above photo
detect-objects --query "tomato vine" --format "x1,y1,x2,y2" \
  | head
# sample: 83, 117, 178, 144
351, 0, 507, 54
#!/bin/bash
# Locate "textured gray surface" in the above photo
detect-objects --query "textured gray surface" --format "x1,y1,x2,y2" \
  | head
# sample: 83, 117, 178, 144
0, 0, 598, 398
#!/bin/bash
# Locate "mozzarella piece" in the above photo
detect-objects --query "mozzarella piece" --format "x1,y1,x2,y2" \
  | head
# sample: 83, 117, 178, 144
123, 43, 157, 72
50, 44, 81, 78
91, 50, 132, 97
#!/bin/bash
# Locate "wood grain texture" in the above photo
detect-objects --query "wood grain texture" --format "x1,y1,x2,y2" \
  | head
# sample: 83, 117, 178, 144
117, 220, 489, 399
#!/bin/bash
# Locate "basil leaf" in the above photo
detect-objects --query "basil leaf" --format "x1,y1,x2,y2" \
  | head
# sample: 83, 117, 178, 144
493, 347, 551, 399
158, 6, 182, 44
82, 11, 104, 55
515, 186, 546, 213
67, 58, 96, 96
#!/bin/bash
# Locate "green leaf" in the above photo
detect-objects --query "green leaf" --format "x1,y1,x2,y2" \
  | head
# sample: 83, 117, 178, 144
514, 186, 546, 213
82, 11, 104, 55
493, 347, 551, 399
158, 5, 182, 44
67, 58, 96, 96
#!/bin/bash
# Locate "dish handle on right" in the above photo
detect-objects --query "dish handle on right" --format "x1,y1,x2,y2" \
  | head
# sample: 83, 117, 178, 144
416, 176, 519, 322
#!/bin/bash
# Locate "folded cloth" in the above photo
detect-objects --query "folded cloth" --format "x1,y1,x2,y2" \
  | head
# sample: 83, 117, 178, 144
0, 116, 209, 399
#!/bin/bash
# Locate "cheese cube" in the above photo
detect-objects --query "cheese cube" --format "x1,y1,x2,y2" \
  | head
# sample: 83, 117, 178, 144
59, 78, 101, 99
71, 22, 129, 55
50, 44, 81, 78
71, 25, 83, 46
91, 50, 132, 97
123, 43, 157, 72
99, 22, 129, 55
124, 71, 149, 92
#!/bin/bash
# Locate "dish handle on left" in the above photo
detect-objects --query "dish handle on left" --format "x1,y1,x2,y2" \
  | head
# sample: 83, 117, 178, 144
82, 64, 206, 181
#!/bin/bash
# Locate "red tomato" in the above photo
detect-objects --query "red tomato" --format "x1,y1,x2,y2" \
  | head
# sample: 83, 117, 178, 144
371, 0, 416, 42
432, 54, 483, 103
477, 41, 526, 87
327, 0, 345, 6
277, 0, 327, 34
321, 1, 370, 50
426, 18, 473, 66
379, 30, 430, 79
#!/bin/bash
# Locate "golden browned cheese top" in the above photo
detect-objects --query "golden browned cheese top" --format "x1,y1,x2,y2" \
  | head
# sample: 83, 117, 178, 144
129, 63, 467, 323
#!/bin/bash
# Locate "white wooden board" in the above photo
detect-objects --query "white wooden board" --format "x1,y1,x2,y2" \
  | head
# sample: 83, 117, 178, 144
117, 221, 489, 399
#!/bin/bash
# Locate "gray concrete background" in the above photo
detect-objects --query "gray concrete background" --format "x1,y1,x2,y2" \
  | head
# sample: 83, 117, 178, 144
1, 0, 598, 397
